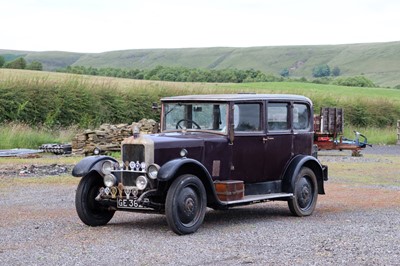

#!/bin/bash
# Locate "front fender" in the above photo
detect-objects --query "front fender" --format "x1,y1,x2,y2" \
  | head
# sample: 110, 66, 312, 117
282, 155, 327, 194
157, 157, 222, 207
72, 155, 117, 177
157, 158, 212, 182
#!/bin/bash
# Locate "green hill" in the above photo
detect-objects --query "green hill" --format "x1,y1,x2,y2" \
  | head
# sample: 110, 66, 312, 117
1, 41, 400, 87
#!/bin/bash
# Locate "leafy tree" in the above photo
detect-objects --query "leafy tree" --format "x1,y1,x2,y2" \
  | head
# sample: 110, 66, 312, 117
280, 68, 289, 77
0, 56, 5, 67
331, 66, 341, 77
4, 57, 27, 69
27, 61, 43, 71
312, 64, 330, 78
57, 65, 284, 84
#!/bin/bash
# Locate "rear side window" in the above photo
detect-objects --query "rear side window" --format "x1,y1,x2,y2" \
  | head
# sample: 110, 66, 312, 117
267, 103, 289, 131
293, 103, 310, 130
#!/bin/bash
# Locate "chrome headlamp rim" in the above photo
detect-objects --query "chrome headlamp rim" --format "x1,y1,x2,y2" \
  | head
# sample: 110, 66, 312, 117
147, 164, 160, 179
136, 175, 148, 190
103, 173, 117, 187
101, 160, 114, 175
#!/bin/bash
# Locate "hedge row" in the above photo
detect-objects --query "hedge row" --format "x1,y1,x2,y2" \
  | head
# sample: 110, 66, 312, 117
1, 76, 399, 129
0, 78, 170, 128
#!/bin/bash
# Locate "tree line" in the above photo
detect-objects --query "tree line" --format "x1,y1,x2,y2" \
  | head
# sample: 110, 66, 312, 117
0, 56, 43, 71
57, 65, 283, 83
0, 55, 379, 88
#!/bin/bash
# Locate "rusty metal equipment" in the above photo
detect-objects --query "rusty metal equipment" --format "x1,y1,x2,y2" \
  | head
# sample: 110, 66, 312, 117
314, 108, 370, 156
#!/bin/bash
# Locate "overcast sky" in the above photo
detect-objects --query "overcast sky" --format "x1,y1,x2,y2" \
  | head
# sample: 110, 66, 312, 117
1, 0, 399, 53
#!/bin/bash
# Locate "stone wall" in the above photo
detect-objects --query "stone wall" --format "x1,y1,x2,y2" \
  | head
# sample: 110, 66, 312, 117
72, 119, 159, 155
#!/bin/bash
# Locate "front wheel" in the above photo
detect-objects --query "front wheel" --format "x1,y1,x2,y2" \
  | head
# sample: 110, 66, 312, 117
288, 167, 318, 216
165, 174, 207, 235
75, 174, 115, 226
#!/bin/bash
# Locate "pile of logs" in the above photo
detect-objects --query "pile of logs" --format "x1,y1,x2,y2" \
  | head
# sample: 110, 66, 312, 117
72, 119, 159, 155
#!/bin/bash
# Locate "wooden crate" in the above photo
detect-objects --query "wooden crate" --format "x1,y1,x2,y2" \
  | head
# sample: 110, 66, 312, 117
319, 107, 344, 135
215, 180, 244, 201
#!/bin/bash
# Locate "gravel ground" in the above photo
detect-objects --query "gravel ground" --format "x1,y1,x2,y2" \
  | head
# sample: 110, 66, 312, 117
0, 146, 399, 265
362, 145, 400, 156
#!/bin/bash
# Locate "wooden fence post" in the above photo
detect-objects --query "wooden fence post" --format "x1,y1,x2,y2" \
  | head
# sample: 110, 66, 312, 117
397, 120, 400, 145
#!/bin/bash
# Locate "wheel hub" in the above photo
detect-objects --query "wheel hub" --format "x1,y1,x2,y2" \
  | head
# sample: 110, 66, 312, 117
297, 177, 312, 209
184, 197, 195, 214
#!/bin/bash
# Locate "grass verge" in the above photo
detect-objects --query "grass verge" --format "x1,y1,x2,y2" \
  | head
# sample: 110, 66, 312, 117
0, 123, 77, 149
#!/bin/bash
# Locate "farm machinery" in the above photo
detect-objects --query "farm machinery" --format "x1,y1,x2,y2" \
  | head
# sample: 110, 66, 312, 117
314, 108, 370, 156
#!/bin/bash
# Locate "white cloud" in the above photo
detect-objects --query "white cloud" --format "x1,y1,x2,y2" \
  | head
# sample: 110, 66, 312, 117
0, 0, 399, 52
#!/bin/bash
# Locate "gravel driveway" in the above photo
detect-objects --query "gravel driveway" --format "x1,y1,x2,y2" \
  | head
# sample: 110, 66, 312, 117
1, 147, 399, 265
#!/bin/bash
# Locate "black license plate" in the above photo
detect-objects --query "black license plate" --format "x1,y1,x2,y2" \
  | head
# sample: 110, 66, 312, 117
117, 197, 144, 209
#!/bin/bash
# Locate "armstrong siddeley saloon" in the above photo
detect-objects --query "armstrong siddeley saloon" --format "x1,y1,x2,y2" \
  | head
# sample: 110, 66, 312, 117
73, 94, 328, 235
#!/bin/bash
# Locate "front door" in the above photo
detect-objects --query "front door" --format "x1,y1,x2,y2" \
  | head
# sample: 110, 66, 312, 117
230, 102, 265, 183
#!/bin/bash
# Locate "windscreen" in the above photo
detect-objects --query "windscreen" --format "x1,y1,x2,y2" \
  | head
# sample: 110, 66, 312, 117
163, 102, 228, 133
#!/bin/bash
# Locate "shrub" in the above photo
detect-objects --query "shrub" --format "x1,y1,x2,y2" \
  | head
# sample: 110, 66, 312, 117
333, 76, 375, 87
4, 57, 27, 69
312, 64, 330, 78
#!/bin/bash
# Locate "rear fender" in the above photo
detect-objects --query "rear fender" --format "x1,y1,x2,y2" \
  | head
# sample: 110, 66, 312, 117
282, 155, 326, 194
72, 155, 117, 177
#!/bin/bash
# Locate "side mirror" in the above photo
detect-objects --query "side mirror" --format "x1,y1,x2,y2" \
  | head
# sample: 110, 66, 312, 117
152, 102, 161, 111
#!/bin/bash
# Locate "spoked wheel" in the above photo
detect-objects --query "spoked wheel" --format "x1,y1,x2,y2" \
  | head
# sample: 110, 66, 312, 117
288, 167, 318, 216
165, 174, 207, 235
75, 174, 115, 226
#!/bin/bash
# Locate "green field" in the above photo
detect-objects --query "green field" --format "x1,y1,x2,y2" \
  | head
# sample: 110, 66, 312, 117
0, 69, 399, 147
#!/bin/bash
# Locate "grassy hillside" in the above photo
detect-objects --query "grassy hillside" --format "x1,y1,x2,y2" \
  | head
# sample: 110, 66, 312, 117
24, 51, 84, 70
2, 42, 400, 87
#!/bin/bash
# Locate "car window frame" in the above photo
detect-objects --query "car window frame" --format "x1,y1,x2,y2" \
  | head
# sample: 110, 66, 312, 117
266, 101, 292, 133
292, 102, 312, 132
231, 101, 265, 136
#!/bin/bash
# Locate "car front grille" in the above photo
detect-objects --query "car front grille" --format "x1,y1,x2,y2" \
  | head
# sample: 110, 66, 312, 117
122, 144, 145, 166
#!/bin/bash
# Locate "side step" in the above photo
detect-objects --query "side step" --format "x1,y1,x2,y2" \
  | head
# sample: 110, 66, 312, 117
222, 193, 293, 207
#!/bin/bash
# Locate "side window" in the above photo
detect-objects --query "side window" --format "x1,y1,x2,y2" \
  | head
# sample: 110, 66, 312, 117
267, 103, 289, 131
234, 103, 261, 132
293, 103, 310, 130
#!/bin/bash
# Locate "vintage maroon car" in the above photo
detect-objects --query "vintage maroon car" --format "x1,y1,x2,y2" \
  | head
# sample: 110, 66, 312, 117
73, 94, 328, 235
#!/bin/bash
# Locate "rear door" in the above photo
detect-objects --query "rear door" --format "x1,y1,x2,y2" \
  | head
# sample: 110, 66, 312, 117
264, 102, 293, 180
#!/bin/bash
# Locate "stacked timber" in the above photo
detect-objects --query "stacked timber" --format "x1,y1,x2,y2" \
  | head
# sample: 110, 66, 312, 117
72, 119, 159, 155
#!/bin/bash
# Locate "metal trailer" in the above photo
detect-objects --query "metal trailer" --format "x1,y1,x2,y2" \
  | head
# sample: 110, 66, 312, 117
314, 107, 370, 156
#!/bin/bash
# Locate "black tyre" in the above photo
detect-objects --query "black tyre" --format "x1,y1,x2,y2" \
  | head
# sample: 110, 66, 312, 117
288, 167, 318, 216
75, 174, 115, 226
165, 174, 207, 235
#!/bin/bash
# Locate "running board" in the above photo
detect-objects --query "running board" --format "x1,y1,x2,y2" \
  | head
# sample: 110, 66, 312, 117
223, 193, 293, 207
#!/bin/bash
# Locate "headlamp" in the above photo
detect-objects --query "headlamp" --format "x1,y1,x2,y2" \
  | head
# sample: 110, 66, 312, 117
147, 164, 160, 179
101, 160, 114, 175
136, 175, 148, 190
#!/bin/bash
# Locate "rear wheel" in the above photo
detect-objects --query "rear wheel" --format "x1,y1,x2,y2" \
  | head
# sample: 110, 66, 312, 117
288, 167, 318, 216
165, 174, 207, 235
75, 174, 115, 226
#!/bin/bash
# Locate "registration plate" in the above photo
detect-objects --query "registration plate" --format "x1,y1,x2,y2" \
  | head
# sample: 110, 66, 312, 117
117, 197, 145, 209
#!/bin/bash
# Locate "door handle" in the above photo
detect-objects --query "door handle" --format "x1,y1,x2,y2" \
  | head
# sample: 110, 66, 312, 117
263, 137, 274, 143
